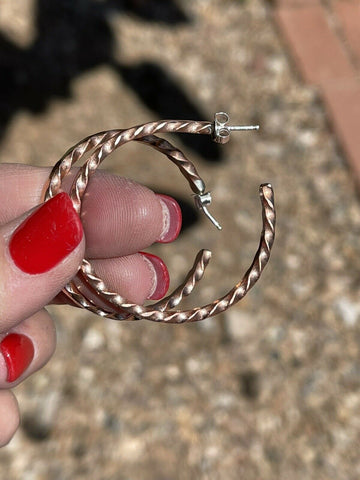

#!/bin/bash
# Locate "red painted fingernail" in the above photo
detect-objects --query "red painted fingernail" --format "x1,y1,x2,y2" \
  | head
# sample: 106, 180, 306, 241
156, 194, 182, 243
140, 252, 170, 300
0, 334, 34, 383
9, 192, 83, 274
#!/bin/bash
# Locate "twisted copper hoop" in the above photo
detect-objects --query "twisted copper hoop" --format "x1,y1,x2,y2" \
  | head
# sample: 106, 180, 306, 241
45, 132, 213, 320
45, 113, 276, 323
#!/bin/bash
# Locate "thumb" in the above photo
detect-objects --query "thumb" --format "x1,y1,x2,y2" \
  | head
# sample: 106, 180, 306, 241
0, 193, 84, 332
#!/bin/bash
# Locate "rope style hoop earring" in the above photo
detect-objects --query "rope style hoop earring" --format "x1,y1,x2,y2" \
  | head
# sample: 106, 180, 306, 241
44, 112, 276, 323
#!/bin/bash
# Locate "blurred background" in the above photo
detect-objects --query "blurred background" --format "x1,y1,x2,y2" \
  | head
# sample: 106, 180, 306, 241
1, 0, 360, 479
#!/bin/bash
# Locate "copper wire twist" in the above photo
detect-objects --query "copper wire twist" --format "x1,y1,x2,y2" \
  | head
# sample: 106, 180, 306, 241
45, 115, 276, 323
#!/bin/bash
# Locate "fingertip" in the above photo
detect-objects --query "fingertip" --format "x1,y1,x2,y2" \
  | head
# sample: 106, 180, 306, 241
156, 194, 182, 244
87, 252, 170, 305
0, 390, 20, 447
81, 174, 165, 257
0, 334, 34, 383
0, 310, 56, 388
140, 252, 170, 300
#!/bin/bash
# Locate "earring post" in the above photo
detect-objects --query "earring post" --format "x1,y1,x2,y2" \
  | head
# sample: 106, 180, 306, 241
212, 112, 259, 143
228, 125, 259, 131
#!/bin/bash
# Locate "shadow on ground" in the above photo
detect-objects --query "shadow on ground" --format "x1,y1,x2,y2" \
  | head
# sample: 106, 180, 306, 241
0, 0, 223, 162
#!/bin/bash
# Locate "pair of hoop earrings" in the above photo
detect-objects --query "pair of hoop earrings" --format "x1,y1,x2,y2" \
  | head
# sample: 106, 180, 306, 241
44, 112, 276, 324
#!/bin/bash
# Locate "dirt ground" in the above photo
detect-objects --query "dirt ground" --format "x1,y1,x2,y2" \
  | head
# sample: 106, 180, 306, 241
1, 1, 360, 479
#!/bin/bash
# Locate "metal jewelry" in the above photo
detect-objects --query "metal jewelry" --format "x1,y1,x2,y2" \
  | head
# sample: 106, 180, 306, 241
44, 112, 276, 323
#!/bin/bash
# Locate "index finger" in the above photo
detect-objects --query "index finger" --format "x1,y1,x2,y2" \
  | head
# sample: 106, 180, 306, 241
0, 164, 181, 258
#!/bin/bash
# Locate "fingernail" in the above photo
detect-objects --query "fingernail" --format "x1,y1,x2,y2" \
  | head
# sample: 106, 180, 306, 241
9, 192, 83, 274
140, 252, 170, 300
156, 194, 182, 243
0, 334, 34, 382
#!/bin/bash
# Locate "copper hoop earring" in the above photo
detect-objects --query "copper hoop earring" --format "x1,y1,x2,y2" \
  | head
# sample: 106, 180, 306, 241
44, 112, 276, 323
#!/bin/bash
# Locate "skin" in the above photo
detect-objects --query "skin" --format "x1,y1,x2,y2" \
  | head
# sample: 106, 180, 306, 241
0, 163, 178, 446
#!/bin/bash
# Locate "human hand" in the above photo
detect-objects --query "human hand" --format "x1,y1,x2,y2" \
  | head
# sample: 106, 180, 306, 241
0, 163, 182, 446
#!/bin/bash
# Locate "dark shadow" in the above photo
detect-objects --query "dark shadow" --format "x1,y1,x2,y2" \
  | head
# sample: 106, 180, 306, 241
22, 413, 52, 442
109, 0, 189, 24
118, 62, 223, 162
239, 369, 260, 400
175, 196, 200, 232
0, 0, 223, 162
0, 0, 116, 130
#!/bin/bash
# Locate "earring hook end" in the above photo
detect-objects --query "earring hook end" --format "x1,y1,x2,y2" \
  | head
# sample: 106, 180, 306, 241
193, 192, 222, 230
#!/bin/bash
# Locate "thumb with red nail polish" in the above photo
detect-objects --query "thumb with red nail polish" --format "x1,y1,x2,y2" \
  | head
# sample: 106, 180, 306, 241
0, 192, 84, 330
0, 191, 84, 446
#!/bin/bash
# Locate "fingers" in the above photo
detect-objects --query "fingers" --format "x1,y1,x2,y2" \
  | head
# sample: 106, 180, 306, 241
0, 164, 183, 447
90, 252, 170, 304
57, 252, 170, 306
0, 391, 20, 447
0, 309, 56, 386
0, 164, 182, 258
0, 310, 56, 446
0, 163, 182, 316
80, 173, 182, 258
0, 193, 84, 330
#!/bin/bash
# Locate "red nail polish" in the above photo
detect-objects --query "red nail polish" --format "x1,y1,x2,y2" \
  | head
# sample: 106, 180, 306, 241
140, 252, 170, 300
9, 192, 83, 274
0, 334, 34, 382
156, 194, 182, 243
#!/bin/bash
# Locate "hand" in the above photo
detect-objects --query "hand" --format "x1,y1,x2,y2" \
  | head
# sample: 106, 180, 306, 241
0, 163, 182, 446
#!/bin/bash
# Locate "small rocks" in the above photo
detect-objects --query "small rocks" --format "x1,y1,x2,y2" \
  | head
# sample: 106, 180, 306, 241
335, 297, 360, 327
82, 327, 105, 351
225, 309, 258, 341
